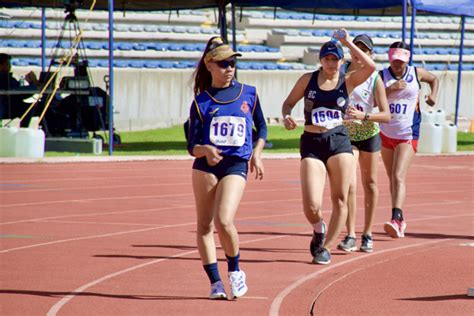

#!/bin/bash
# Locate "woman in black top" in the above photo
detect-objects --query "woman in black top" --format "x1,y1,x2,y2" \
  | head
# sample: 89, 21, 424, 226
281, 29, 376, 264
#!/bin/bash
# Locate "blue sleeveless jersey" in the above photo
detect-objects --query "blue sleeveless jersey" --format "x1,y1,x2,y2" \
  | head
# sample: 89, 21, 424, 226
192, 83, 258, 160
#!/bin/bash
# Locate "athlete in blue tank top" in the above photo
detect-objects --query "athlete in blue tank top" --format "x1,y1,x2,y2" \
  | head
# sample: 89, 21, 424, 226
187, 80, 267, 161
187, 36, 267, 301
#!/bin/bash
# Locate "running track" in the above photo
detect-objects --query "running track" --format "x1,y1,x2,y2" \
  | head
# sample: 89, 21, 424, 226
1, 155, 473, 315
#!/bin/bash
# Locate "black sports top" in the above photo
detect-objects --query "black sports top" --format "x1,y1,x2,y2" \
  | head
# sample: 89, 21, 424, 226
303, 70, 350, 129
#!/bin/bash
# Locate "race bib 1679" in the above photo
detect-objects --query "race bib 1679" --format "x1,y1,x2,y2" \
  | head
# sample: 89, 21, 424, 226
210, 116, 246, 146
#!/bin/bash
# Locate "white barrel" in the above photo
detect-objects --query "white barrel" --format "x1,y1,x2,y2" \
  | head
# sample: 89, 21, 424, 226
442, 123, 457, 153
421, 109, 435, 124
433, 108, 446, 125
0, 127, 19, 157
418, 122, 443, 154
15, 128, 45, 158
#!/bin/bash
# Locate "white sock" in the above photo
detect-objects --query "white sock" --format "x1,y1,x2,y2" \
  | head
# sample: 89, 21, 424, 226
312, 219, 325, 233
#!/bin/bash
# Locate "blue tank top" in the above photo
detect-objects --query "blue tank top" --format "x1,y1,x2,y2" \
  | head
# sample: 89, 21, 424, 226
303, 70, 350, 129
192, 82, 258, 160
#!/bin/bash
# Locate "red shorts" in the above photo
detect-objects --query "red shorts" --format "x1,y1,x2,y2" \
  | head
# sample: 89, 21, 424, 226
380, 133, 418, 152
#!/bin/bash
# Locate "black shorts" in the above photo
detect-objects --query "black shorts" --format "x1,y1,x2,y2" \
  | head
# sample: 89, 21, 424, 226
300, 125, 353, 165
192, 155, 248, 180
351, 134, 381, 153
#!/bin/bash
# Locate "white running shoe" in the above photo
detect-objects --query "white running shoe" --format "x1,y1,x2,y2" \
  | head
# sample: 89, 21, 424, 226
209, 280, 227, 300
228, 270, 248, 299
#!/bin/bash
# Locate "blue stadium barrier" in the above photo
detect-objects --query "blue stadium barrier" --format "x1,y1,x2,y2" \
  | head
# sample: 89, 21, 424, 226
147, 43, 169, 51
129, 60, 144, 68
168, 43, 183, 51
157, 61, 175, 68
129, 25, 144, 32
114, 60, 129, 68
92, 24, 108, 31
117, 43, 133, 50
86, 42, 106, 50
132, 44, 147, 51
200, 28, 216, 34
144, 61, 160, 68
114, 24, 129, 32
144, 25, 158, 32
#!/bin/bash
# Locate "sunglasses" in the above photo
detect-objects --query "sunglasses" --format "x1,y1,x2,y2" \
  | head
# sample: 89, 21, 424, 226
215, 59, 236, 69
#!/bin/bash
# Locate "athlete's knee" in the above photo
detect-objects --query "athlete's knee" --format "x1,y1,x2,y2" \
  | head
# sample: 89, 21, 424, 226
197, 220, 214, 235
363, 178, 378, 195
348, 182, 357, 196
305, 203, 323, 218
214, 217, 235, 233
331, 194, 348, 211
393, 172, 406, 187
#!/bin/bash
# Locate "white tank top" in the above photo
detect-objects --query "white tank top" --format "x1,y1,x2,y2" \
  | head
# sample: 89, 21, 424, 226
343, 67, 380, 141
379, 66, 421, 140
350, 71, 378, 113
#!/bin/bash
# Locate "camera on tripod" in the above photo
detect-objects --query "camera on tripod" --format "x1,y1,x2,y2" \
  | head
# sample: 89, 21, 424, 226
64, 0, 84, 14
40, 2, 120, 144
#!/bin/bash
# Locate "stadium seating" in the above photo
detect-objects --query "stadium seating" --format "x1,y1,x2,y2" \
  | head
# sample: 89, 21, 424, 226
0, 6, 473, 71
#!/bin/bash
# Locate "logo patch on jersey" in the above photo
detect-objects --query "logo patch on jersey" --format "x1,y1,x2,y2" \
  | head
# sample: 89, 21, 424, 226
406, 74, 414, 83
240, 101, 249, 114
336, 97, 346, 107
209, 108, 219, 116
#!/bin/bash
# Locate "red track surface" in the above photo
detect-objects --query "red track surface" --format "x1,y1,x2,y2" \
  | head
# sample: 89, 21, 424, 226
1, 156, 473, 315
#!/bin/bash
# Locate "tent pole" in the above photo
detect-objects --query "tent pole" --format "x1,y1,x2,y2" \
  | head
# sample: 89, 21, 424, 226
231, 2, 237, 79
108, 0, 114, 155
41, 7, 46, 71
402, 0, 407, 42
231, 3, 237, 52
219, 2, 228, 43
409, 0, 416, 65
455, 16, 465, 126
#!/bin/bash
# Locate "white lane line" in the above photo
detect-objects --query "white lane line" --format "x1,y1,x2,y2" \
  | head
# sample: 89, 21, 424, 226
308, 241, 452, 314
0, 222, 194, 254
0, 198, 303, 226
35, 220, 163, 227
0, 182, 192, 194
0, 187, 300, 208
0, 205, 192, 226
0, 197, 464, 227
0, 209, 306, 254
46, 249, 198, 316
269, 238, 452, 316
44, 214, 472, 315
2, 185, 471, 209
0, 205, 471, 254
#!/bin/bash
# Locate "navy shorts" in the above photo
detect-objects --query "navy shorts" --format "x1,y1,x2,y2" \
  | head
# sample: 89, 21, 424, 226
193, 155, 248, 180
351, 134, 381, 153
300, 125, 353, 165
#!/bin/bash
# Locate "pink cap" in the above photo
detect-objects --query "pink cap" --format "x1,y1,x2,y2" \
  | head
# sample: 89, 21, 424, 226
388, 48, 410, 62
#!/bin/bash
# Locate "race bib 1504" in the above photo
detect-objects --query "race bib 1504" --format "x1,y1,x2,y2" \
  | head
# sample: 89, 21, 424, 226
210, 116, 246, 146
311, 107, 343, 129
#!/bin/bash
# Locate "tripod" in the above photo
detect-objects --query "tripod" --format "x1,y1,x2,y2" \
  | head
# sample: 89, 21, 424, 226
43, 5, 109, 139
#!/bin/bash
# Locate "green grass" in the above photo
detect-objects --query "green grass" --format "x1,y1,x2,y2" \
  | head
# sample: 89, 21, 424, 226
45, 125, 474, 156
